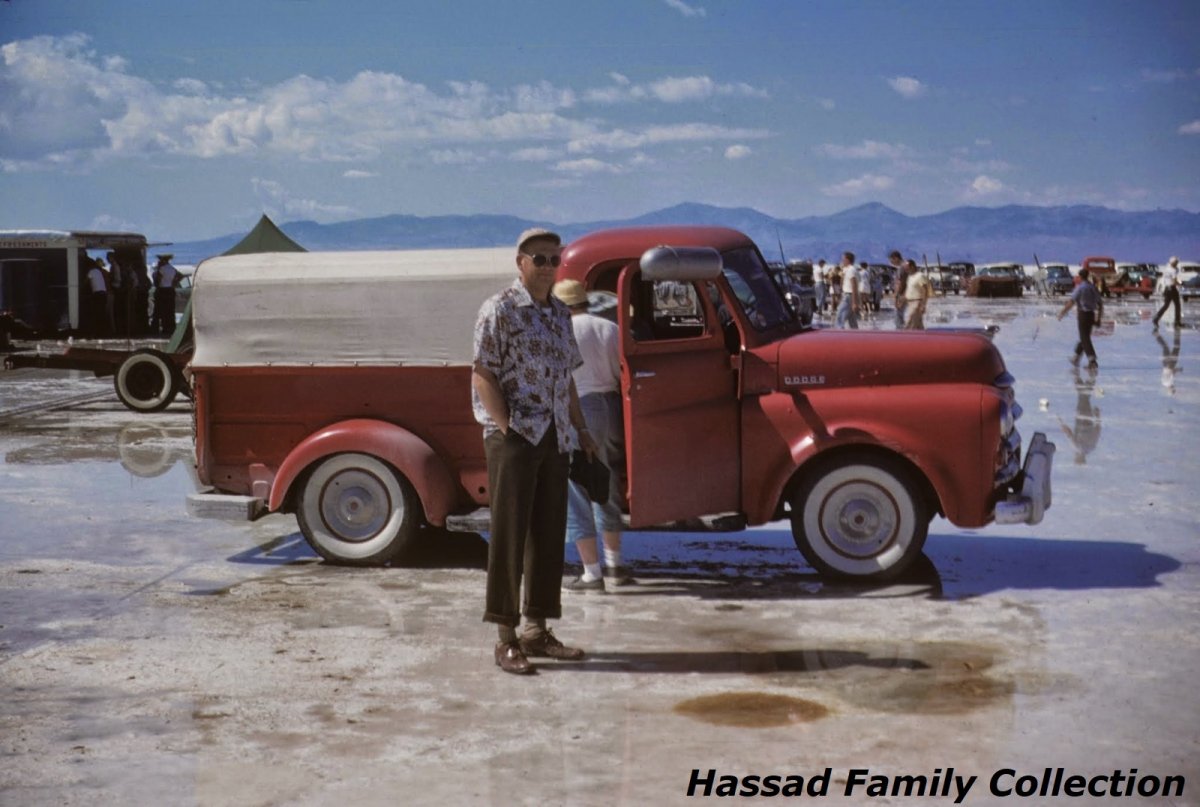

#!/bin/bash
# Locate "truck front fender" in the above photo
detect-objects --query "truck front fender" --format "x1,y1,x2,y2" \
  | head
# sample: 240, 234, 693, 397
269, 419, 460, 527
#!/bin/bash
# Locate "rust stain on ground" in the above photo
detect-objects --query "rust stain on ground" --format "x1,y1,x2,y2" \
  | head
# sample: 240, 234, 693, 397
673, 691, 830, 728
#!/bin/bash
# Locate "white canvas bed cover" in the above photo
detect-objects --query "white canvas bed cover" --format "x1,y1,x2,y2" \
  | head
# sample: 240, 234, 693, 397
190, 248, 517, 368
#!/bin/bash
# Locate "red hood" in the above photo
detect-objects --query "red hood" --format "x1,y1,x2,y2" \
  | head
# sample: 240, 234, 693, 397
771, 329, 1006, 389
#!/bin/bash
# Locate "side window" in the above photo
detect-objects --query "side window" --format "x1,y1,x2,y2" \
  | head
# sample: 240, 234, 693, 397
631, 279, 706, 340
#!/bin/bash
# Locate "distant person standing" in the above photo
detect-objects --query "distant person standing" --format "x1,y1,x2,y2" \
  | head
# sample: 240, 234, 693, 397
813, 259, 828, 315
1152, 256, 1182, 332
151, 254, 180, 336
835, 251, 860, 329
1057, 267, 1103, 369
903, 261, 933, 329
889, 250, 907, 328
85, 257, 109, 336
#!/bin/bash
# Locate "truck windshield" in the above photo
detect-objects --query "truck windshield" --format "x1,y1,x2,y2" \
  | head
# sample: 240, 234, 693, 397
721, 246, 793, 331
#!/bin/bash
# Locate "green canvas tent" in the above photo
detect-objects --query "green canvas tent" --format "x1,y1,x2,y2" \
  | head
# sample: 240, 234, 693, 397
221, 214, 307, 256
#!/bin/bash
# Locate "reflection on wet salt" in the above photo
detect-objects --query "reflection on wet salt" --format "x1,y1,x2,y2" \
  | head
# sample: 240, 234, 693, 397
3, 418, 193, 479
1056, 366, 1101, 464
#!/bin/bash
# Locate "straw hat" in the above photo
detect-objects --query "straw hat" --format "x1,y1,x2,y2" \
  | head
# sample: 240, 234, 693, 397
552, 279, 588, 307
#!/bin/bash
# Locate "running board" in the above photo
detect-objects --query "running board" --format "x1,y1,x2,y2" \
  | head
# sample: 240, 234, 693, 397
443, 510, 746, 534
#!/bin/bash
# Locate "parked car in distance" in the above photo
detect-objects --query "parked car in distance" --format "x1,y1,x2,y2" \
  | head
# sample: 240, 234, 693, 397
1080, 256, 1118, 294
1178, 273, 1200, 301
1043, 264, 1074, 295
768, 261, 815, 325
969, 264, 1024, 297
922, 264, 962, 295
1105, 270, 1156, 299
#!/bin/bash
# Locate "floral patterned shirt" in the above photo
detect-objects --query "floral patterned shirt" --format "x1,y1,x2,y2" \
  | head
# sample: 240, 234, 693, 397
472, 280, 583, 452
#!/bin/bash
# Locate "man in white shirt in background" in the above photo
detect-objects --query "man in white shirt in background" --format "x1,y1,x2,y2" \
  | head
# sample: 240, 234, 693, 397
553, 279, 633, 592
1152, 256, 1182, 332
835, 251, 860, 329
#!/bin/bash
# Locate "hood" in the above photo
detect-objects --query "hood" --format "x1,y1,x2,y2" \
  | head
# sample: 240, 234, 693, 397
773, 329, 1007, 390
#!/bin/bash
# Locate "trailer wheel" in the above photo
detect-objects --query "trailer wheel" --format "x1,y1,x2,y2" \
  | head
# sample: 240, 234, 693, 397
790, 454, 928, 580
297, 453, 421, 566
114, 349, 178, 413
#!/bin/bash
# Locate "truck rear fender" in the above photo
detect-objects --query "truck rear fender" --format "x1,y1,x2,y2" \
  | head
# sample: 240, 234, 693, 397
268, 419, 459, 527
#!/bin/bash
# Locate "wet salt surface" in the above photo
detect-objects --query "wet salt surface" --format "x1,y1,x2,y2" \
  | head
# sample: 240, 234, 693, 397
0, 295, 1197, 805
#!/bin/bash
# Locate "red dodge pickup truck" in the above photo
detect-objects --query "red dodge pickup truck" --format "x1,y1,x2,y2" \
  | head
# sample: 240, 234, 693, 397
187, 226, 1053, 580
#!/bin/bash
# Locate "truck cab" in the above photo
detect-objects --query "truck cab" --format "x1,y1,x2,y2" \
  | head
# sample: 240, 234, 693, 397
187, 226, 1054, 580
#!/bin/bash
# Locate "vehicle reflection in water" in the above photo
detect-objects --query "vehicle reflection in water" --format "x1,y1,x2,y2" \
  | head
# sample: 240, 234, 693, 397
1156, 329, 1182, 395
1056, 366, 1101, 464
4, 420, 193, 478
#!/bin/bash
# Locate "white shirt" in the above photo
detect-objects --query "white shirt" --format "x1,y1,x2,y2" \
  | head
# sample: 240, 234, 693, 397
156, 262, 178, 288
570, 312, 621, 397
841, 263, 859, 294
813, 264, 825, 283
87, 267, 107, 293
1162, 263, 1178, 288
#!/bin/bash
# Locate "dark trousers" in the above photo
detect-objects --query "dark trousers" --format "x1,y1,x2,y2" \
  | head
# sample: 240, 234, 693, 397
152, 288, 176, 335
1153, 287, 1181, 327
483, 426, 569, 627
1074, 310, 1097, 361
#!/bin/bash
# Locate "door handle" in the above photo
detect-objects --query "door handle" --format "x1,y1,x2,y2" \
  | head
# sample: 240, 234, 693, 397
634, 371, 656, 379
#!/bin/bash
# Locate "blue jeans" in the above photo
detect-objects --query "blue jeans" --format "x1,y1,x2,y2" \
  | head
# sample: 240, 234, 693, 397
836, 295, 859, 329
894, 298, 907, 328
566, 391, 624, 543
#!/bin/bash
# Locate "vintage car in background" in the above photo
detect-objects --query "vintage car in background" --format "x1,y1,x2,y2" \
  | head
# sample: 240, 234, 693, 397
187, 226, 1053, 581
968, 264, 1024, 297
1042, 264, 1075, 295
767, 260, 816, 325
1080, 256, 1119, 294
922, 264, 962, 295
1179, 274, 1200, 301
1105, 269, 1156, 299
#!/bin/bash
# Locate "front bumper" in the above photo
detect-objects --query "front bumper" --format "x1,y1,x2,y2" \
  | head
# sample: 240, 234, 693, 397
994, 431, 1055, 525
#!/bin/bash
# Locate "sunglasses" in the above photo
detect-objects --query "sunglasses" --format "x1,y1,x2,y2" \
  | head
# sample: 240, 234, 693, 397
523, 252, 562, 268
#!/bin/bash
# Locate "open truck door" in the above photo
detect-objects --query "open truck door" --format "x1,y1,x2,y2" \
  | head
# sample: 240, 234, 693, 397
616, 248, 740, 527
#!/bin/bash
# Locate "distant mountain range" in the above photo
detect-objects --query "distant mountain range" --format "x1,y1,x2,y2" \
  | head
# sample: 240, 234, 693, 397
170, 202, 1200, 266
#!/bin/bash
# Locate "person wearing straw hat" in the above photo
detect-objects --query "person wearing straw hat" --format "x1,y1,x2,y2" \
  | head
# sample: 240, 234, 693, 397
1152, 256, 1182, 332
150, 253, 181, 336
472, 228, 596, 675
552, 278, 633, 593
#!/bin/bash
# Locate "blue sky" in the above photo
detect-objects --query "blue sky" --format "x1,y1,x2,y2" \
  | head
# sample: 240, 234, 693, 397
1, 0, 1198, 241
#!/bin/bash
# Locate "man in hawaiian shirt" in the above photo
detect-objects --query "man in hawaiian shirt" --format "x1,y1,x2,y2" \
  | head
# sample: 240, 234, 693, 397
472, 228, 597, 675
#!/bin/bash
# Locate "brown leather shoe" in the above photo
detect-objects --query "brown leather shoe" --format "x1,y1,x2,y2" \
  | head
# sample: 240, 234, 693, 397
494, 641, 535, 675
519, 628, 585, 661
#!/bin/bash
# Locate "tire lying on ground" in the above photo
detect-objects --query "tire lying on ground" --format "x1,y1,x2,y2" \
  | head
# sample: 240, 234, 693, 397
113, 349, 179, 413
296, 452, 423, 566
789, 452, 929, 581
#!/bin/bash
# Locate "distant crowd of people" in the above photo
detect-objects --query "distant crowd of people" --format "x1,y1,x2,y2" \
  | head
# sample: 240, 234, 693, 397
812, 250, 931, 330
83, 252, 182, 338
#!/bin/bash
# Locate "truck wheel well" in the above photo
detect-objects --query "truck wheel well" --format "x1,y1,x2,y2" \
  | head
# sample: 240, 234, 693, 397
778, 445, 941, 522
280, 452, 426, 524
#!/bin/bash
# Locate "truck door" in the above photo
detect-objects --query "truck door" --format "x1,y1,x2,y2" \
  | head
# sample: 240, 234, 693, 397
617, 265, 741, 527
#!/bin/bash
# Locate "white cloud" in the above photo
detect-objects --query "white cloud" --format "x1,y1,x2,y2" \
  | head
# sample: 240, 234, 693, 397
969, 175, 1005, 195
251, 178, 355, 220
585, 74, 767, 104
1178, 120, 1200, 135
342, 169, 376, 179
664, 0, 707, 18
568, 122, 768, 154
886, 76, 927, 99
816, 140, 910, 160
821, 173, 895, 197
429, 148, 486, 165
816, 97, 836, 110
552, 157, 623, 175
1141, 68, 1191, 83
0, 34, 773, 175
510, 146, 559, 162
724, 144, 751, 160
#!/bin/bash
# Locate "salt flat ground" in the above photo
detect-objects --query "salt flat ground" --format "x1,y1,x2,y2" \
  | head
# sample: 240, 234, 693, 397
0, 293, 1197, 807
